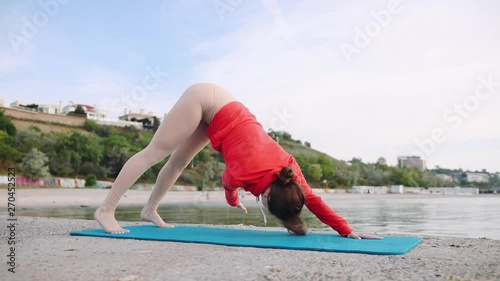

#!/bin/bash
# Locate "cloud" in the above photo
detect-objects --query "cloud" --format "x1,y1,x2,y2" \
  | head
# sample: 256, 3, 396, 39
192, 0, 500, 171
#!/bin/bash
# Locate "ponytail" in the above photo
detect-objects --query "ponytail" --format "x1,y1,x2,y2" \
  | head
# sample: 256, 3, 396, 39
277, 166, 295, 184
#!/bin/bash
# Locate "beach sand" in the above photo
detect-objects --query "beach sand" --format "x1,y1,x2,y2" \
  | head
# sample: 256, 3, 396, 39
2, 189, 500, 281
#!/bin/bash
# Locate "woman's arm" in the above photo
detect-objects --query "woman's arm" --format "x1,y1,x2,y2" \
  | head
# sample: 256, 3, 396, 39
223, 171, 240, 207
294, 171, 354, 236
222, 171, 247, 213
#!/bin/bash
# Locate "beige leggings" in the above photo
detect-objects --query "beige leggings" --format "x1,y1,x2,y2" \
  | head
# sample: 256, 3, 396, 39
101, 83, 236, 210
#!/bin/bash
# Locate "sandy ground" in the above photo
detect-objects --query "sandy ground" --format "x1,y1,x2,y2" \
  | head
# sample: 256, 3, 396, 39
2, 189, 499, 280
1, 216, 499, 281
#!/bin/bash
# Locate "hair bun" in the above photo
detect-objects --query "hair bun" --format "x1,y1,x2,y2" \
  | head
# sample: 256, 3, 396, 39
278, 167, 295, 184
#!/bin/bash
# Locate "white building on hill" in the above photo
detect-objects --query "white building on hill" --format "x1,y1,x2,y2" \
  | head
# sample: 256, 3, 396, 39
39, 104, 61, 114
452, 172, 489, 183
10, 100, 33, 109
119, 108, 155, 123
436, 174, 453, 181
63, 104, 107, 120
465, 173, 489, 183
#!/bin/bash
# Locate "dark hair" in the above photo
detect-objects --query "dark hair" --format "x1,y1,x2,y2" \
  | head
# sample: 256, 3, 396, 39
268, 167, 307, 235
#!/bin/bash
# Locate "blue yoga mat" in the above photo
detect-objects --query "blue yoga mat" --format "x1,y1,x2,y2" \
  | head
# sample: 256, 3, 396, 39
70, 225, 422, 255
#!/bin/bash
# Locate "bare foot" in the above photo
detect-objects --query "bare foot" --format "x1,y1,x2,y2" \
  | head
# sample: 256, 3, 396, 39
140, 207, 174, 228
94, 206, 130, 234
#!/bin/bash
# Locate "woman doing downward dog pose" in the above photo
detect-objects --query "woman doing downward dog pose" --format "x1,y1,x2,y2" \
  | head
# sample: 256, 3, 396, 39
94, 83, 381, 239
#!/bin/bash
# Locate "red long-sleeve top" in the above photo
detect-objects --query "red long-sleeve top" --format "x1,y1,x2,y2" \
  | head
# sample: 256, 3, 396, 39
206, 102, 354, 236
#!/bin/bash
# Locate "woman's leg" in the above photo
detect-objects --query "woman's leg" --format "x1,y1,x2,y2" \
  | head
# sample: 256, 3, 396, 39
140, 121, 209, 227
94, 83, 233, 233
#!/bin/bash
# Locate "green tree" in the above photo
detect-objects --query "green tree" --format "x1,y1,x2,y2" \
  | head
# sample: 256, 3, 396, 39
39, 131, 59, 151
69, 132, 103, 163
268, 130, 293, 142
193, 148, 211, 166
295, 155, 312, 180
364, 164, 389, 186
15, 127, 43, 153
105, 146, 132, 177
420, 171, 438, 187
351, 157, 363, 165
96, 125, 112, 137
85, 174, 97, 187
24, 103, 39, 111
0, 109, 17, 136
331, 162, 352, 188
309, 164, 323, 181
73, 105, 86, 115
47, 150, 74, 177
347, 167, 361, 186
489, 174, 500, 188
317, 155, 335, 179
84, 120, 99, 132
281, 131, 292, 142
202, 160, 226, 188
321, 164, 335, 180
80, 162, 110, 179
376, 157, 387, 166
459, 179, 468, 187
19, 148, 50, 180
52, 132, 103, 177
0, 131, 20, 162
390, 168, 420, 187
101, 133, 133, 150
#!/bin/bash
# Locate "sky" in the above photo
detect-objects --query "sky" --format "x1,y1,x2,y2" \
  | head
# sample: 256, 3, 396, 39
1, 0, 499, 173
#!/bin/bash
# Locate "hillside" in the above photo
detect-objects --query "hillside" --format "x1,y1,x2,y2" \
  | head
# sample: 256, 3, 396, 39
280, 140, 324, 158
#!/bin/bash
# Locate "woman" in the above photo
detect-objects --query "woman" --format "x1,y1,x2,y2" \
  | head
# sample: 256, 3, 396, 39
94, 83, 380, 239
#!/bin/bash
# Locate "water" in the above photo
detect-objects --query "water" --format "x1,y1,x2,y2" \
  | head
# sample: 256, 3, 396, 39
325, 195, 500, 240
14, 195, 500, 240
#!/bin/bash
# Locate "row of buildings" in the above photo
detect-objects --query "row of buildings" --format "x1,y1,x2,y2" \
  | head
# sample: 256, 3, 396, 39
1, 98, 158, 129
397, 156, 492, 183
352, 185, 481, 195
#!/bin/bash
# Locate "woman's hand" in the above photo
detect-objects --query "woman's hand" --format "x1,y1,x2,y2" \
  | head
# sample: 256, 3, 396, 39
236, 202, 247, 213
347, 231, 383, 240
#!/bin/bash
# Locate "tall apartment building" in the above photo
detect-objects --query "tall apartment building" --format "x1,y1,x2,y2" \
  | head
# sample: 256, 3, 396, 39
397, 156, 426, 171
